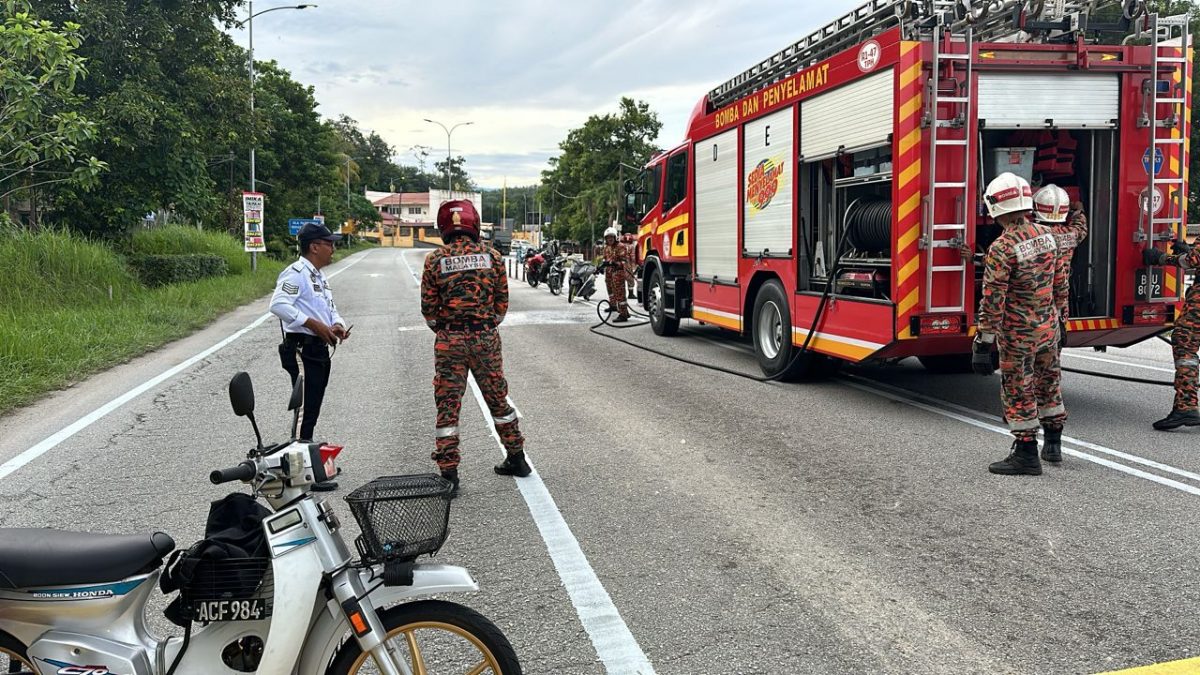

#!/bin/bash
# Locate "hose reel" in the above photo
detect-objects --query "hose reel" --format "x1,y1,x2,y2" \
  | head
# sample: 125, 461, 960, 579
843, 197, 893, 253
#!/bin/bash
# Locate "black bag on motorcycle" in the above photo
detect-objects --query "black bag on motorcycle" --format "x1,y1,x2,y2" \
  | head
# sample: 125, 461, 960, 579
160, 492, 273, 626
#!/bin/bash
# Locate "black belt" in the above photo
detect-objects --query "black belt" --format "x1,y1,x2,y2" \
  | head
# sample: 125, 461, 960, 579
440, 320, 494, 332
283, 333, 323, 346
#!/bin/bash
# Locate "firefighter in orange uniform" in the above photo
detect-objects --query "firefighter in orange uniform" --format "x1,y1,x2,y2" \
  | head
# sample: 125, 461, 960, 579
1030, 184, 1087, 462
1144, 239, 1200, 430
600, 226, 632, 322
421, 200, 530, 496
974, 173, 1068, 476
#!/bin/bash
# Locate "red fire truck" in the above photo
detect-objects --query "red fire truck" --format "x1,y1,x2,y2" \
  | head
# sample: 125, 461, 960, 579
623, 0, 1192, 379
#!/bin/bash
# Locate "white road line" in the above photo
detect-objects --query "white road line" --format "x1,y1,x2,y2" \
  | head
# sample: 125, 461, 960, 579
839, 374, 1200, 497
1063, 351, 1175, 374
1, 252, 371, 481
466, 376, 655, 675
403, 250, 654, 674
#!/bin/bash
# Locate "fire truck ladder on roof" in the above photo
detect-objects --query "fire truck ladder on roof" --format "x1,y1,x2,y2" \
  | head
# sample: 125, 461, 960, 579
922, 22, 973, 314
706, 0, 1132, 111
1138, 12, 1190, 301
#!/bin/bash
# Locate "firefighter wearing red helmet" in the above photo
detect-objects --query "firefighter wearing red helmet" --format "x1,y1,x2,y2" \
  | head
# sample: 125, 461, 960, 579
600, 226, 633, 321
975, 172, 1069, 476
421, 200, 530, 495
1144, 240, 1200, 431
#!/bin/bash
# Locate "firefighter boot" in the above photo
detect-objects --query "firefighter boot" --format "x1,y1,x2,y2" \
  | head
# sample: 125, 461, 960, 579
1041, 427, 1063, 463
1152, 409, 1200, 431
494, 450, 532, 477
440, 468, 459, 498
988, 440, 1042, 476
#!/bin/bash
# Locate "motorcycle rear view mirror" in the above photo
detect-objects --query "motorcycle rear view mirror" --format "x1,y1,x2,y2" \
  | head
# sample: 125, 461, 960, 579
229, 372, 264, 450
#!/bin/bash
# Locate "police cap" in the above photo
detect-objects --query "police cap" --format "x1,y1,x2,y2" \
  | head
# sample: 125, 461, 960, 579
297, 222, 342, 244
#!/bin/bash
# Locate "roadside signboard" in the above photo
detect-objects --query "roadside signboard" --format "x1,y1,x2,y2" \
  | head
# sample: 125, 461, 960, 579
288, 217, 323, 236
242, 192, 265, 253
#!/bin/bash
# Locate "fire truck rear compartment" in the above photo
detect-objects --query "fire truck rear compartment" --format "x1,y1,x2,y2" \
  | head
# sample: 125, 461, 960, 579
977, 128, 1119, 320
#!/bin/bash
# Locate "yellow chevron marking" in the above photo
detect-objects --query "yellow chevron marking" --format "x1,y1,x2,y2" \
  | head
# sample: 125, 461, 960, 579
899, 62, 922, 89
901, 41, 918, 57
898, 225, 920, 252
898, 325, 915, 340
899, 158, 921, 187
899, 95, 922, 123
1087, 320, 1097, 330
898, 191, 922, 221
899, 127, 922, 156
655, 213, 689, 235
897, 286, 920, 314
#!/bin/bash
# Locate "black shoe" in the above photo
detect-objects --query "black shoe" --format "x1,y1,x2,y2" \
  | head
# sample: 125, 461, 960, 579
1153, 409, 1200, 431
613, 315, 629, 323
988, 440, 1042, 476
311, 480, 338, 492
605, 307, 615, 314
1041, 427, 1063, 463
494, 451, 532, 477
440, 468, 460, 498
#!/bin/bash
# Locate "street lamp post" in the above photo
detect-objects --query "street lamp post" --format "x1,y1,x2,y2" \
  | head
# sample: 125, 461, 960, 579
422, 119, 473, 196
238, 2, 315, 270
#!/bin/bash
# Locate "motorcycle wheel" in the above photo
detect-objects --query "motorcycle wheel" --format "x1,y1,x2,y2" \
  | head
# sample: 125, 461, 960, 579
0, 631, 33, 674
527, 273, 539, 288
549, 274, 561, 295
568, 283, 577, 303
327, 599, 522, 675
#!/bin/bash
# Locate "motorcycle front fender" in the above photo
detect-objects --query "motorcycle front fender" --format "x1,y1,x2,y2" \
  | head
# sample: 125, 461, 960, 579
295, 564, 479, 674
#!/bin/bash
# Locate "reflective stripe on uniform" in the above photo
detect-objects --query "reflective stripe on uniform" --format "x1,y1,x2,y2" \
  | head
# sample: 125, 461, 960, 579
435, 426, 459, 438
1009, 418, 1041, 431
493, 410, 518, 425
1177, 358, 1200, 368
1038, 404, 1066, 418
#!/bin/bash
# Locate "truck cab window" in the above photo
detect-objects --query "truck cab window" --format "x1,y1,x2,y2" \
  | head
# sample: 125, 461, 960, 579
663, 150, 689, 212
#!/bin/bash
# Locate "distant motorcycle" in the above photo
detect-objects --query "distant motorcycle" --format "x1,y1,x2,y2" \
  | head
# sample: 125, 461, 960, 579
547, 256, 566, 296
568, 260, 598, 303
524, 249, 544, 288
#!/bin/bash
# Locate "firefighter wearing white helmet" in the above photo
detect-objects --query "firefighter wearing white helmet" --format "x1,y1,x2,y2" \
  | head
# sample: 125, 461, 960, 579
600, 226, 633, 321
974, 172, 1069, 476
1030, 184, 1088, 461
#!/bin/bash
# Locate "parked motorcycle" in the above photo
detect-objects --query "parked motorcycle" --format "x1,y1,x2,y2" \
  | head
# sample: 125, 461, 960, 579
567, 260, 598, 303
0, 372, 521, 675
546, 256, 566, 296
523, 249, 544, 288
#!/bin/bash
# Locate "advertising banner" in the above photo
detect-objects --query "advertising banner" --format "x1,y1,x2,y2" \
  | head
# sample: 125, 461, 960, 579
243, 192, 266, 253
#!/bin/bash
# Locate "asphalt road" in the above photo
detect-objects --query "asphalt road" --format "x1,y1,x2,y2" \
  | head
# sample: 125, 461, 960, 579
2, 247, 1198, 675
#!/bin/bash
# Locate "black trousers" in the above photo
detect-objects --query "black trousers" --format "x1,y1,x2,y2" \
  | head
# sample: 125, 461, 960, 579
279, 338, 331, 441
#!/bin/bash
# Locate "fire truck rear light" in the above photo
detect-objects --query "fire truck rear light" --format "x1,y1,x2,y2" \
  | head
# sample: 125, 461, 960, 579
911, 314, 966, 336
1122, 304, 1172, 326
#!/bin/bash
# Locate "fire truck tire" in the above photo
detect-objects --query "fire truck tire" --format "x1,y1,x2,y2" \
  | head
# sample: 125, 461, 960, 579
751, 280, 841, 381
648, 266, 679, 336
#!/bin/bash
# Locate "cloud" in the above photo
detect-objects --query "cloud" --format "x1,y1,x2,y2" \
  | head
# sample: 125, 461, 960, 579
231, 0, 866, 188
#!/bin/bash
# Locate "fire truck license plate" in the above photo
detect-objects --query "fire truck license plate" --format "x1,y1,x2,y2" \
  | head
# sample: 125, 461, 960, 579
194, 598, 267, 622
1135, 268, 1165, 298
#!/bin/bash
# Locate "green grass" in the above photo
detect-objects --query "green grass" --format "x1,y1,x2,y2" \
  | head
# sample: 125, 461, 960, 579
0, 227, 292, 415
129, 225, 253, 275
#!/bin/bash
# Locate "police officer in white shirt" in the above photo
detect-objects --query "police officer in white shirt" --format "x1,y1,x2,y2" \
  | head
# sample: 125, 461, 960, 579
270, 223, 351, 490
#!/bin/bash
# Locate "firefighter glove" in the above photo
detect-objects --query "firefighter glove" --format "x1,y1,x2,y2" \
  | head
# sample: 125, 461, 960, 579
971, 335, 996, 376
1143, 247, 1167, 266
1171, 239, 1193, 256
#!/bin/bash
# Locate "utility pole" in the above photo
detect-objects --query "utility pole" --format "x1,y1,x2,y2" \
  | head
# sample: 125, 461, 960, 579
423, 119, 473, 196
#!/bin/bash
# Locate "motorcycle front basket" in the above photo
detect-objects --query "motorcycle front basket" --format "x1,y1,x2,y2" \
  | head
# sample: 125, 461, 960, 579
345, 474, 453, 564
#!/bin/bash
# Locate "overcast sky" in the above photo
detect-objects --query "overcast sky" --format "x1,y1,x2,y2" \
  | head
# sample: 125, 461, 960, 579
232, 0, 865, 189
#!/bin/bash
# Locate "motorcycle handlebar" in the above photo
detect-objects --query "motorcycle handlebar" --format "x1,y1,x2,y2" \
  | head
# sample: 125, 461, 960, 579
210, 460, 258, 485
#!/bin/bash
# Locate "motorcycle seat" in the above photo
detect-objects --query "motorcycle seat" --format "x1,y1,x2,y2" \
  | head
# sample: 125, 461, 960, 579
0, 528, 176, 589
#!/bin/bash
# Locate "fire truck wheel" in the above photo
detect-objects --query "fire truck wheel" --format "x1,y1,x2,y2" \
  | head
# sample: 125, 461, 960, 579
647, 266, 679, 336
751, 279, 840, 381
